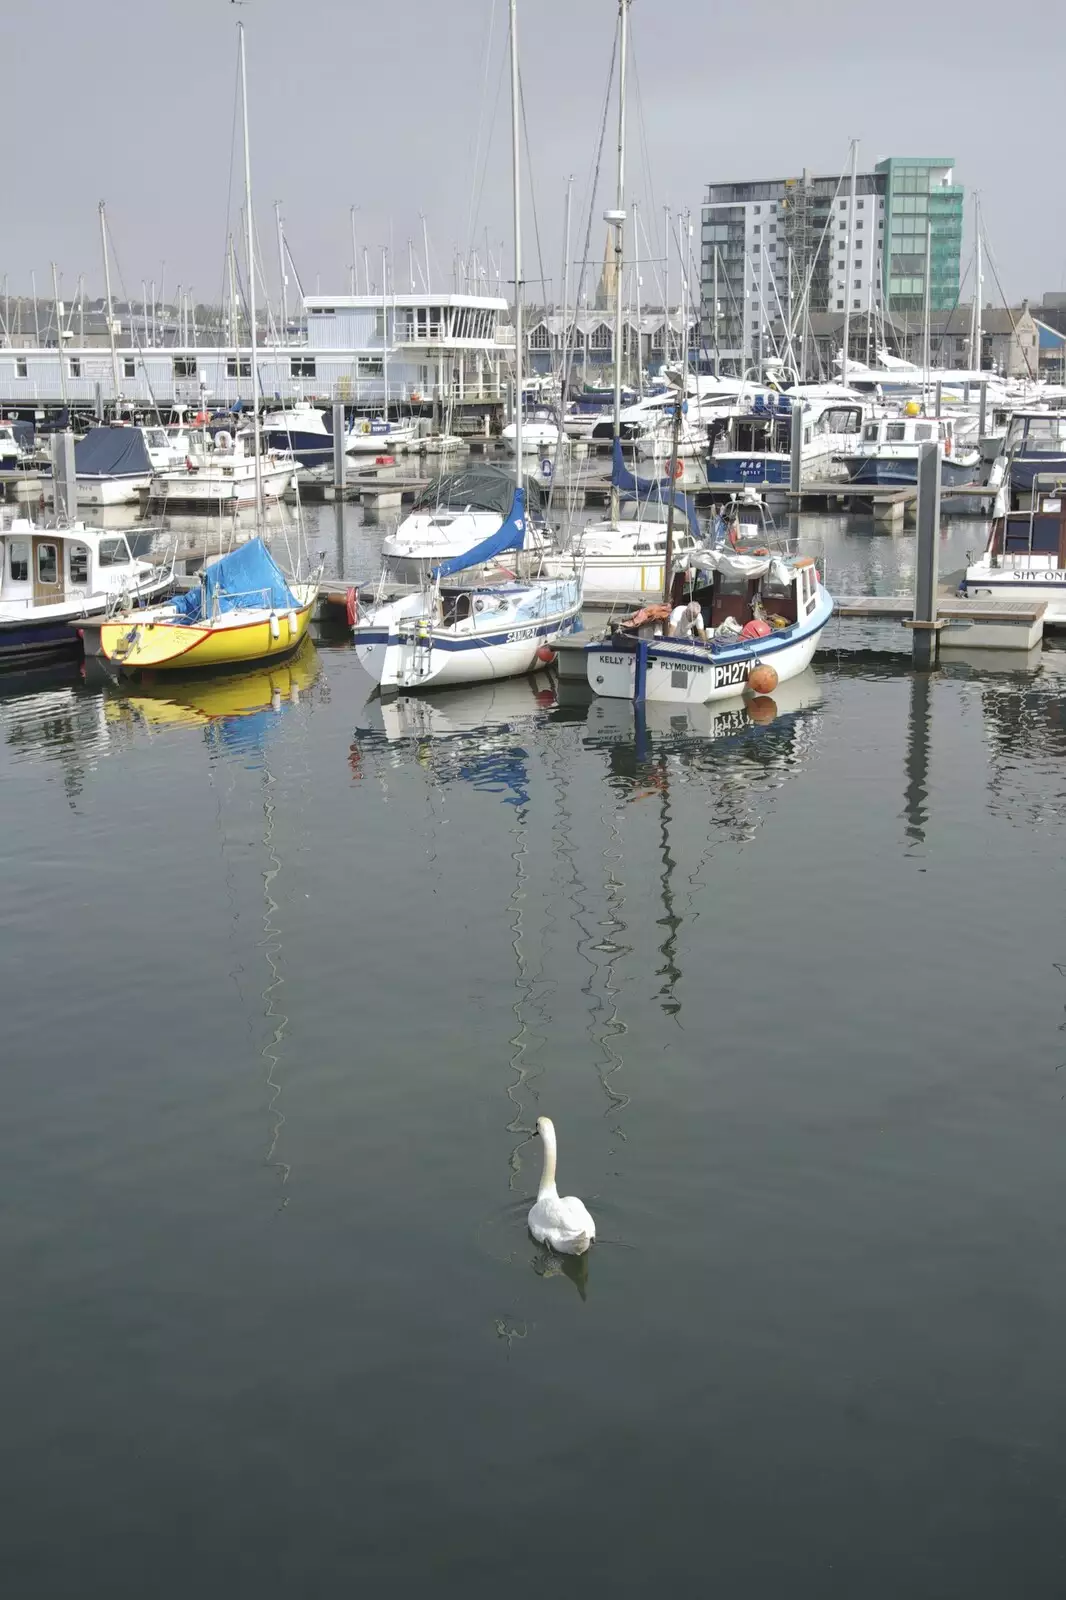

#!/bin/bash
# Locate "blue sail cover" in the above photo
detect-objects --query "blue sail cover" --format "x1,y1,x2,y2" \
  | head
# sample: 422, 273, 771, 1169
432, 485, 528, 577
611, 438, 701, 541
74, 427, 153, 477
171, 538, 298, 624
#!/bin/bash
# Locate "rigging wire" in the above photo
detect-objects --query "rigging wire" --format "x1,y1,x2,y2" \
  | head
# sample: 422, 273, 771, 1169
464, 0, 499, 260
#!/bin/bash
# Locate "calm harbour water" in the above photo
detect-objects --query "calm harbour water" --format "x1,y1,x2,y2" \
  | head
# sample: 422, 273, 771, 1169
3, 506, 1066, 1596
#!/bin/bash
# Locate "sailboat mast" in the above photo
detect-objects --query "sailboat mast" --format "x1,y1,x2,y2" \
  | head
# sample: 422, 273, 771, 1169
509, 0, 523, 480
238, 21, 262, 520
275, 201, 288, 338
98, 202, 120, 401
974, 194, 983, 373
612, 0, 629, 440
382, 246, 389, 424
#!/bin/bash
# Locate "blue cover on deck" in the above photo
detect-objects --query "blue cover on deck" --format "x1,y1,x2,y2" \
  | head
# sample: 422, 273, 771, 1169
432, 485, 528, 577
171, 538, 298, 624
611, 438, 701, 541
74, 426, 153, 478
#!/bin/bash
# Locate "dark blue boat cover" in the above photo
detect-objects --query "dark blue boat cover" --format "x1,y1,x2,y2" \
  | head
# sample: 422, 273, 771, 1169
611, 438, 701, 541
74, 426, 153, 478
432, 486, 528, 577
172, 538, 298, 624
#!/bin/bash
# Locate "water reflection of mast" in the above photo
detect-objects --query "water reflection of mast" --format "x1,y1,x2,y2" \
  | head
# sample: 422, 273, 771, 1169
259, 760, 291, 1201
903, 671, 932, 851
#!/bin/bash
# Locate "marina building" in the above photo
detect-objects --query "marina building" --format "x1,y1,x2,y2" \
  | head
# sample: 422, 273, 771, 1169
701, 157, 964, 371
0, 293, 513, 424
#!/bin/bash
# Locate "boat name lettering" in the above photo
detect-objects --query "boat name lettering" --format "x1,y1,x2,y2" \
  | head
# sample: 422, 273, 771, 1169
599, 653, 630, 665
1004, 569, 1066, 582
506, 625, 542, 643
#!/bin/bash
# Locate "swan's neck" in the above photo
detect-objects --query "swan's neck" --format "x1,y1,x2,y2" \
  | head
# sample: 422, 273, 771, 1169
537, 1125, 558, 1199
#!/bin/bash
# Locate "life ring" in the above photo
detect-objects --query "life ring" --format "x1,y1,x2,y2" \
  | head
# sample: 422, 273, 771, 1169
361, 421, 371, 434
672, 458, 684, 480
345, 586, 358, 627
793, 556, 815, 568
945, 435, 953, 456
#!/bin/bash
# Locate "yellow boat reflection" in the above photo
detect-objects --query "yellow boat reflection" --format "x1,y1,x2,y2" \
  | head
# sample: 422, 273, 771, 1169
107, 638, 320, 729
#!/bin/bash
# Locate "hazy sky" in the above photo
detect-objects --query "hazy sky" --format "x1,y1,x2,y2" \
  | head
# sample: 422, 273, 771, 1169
6, 0, 1064, 309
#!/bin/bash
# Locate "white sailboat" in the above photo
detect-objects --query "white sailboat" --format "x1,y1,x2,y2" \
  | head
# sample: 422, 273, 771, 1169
352, 0, 582, 692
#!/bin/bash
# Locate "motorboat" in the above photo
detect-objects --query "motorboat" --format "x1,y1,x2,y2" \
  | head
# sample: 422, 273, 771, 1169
584, 536, 832, 705
1001, 410, 1066, 504
0, 419, 36, 473
0, 519, 172, 666
501, 407, 568, 454
706, 390, 865, 488
961, 476, 1066, 624
842, 411, 980, 488
345, 415, 419, 455
261, 400, 356, 468
147, 425, 295, 508
66, 424, 190, 507
380, 463, 549, 583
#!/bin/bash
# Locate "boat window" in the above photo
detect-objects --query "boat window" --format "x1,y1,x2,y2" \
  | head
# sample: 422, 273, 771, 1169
98, 538, 129, 568
69, 543, 89, 584
144, 429, 168, 449
1022, 418, 1066, 448
886, 423, 907, 441
37, 543, 58, 585
862, 422, 879, 442
915, 423, 933, 440
9, 539, 29, 581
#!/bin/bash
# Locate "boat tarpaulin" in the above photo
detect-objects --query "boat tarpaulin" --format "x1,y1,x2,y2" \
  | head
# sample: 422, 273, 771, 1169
415, 465, 544, 521
432, 486, 528, 578
172, 538, 298, 623
74, 427, 153, 479
611, 438, 701, 541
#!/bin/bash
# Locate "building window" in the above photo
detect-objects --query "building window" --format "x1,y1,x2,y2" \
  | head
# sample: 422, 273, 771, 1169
226, 357, 252, 378
374, 310, 386, 338
753, 205, 761, 215
16, 358, 27, 378
857, 199, 865, 210
309, 306, 336, 316
290, 357, 316, 377
357, 357, 384, 377
856, 258, 862, 269
837, 300, 844, 310
856, 220, 863, 230
174, 357, 197, 378
839, 200, 847, 210
853, 300, 861, 310
753, 224, 760, 235
528, 324, 551, 350
854, 279, 861, 289
588, 324, 612, 350
123, 357, 136, 378
68, 358, 81, 378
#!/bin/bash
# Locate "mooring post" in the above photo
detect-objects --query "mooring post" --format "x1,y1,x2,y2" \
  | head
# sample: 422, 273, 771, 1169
978, 379, 988, 441
94, 381, 103, 422
633, 637, 649, 702
332, 401, 346, 493
935, 380, 942, 419
789, 399, 804, 498
51, 430, 76, 522
912, 439, 942, 670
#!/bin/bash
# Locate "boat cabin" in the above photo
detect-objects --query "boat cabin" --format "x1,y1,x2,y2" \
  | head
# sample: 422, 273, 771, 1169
985, 480, 1066, 565
0, 522, 139, 607
856, 415, 961, 452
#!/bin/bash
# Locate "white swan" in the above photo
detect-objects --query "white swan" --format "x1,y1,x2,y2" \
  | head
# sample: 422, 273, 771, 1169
527, 1116, 596, 1256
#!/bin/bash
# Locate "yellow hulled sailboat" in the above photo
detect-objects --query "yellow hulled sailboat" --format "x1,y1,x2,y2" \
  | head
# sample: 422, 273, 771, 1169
100, 21, 319, 675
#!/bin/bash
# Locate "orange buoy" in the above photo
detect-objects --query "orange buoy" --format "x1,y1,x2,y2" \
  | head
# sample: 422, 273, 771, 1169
747, 662, 779, 695
745, 694, 778, 725
535, 645, 555, 665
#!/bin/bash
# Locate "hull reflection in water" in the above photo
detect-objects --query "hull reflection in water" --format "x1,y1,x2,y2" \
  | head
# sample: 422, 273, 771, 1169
357, 673, 555, 743
566, 668, 824, 746
103, 638, 321, 731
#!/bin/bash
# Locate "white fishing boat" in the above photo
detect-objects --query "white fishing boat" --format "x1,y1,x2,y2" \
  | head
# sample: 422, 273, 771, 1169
0, 419, 37, 473
584, 540, 832, 704
0, 520, 172, 666
961, 476, 1066, 624
379, 463, 550, 583
352, 0, 582, 693
148, 424, 295, 508
502, 407, 568, 454
706, 389, 865, 488
345, 415, 419, 455
261, 399, 356, 467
